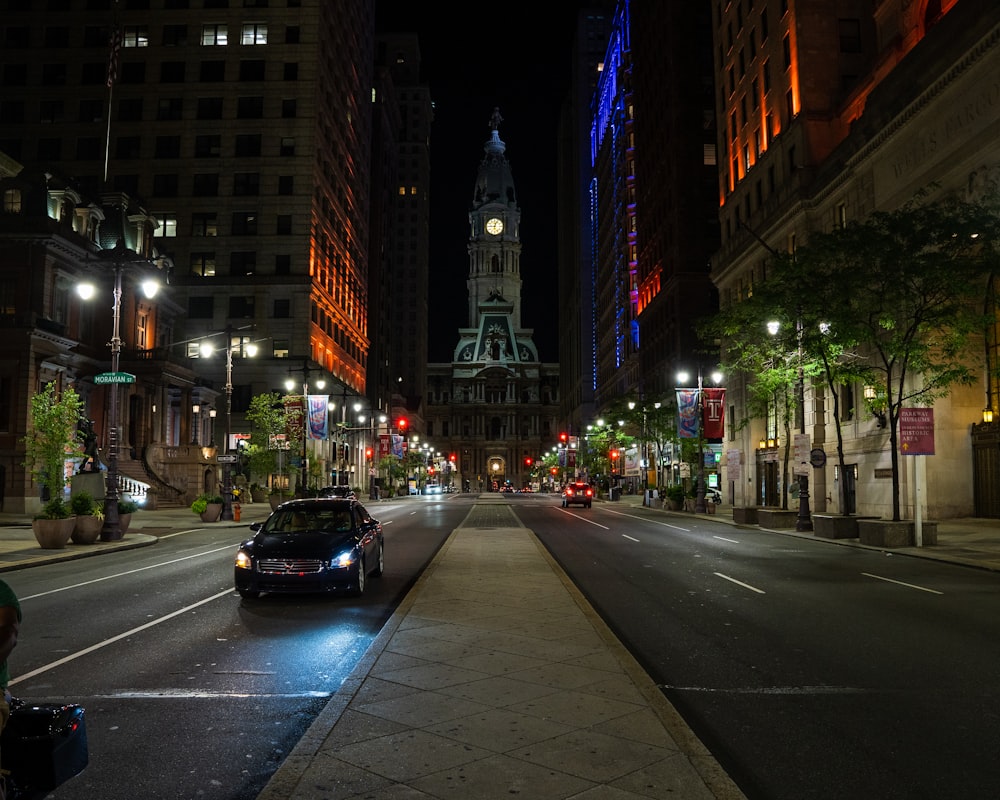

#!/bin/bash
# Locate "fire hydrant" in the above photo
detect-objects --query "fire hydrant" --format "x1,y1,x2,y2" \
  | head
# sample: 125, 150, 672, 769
233, 503, 241, 522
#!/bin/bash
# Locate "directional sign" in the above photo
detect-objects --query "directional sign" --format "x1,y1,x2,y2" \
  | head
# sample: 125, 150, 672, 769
900, 408, 935, 455
95, 372, 135, 385
216, 454, 238, 463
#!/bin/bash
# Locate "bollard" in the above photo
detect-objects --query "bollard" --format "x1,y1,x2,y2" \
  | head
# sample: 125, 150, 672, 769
233, 503, 241, 522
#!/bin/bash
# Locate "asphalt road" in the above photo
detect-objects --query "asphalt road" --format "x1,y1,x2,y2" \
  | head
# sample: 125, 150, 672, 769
522, 498, 1000, 800
5, 499, 458, 800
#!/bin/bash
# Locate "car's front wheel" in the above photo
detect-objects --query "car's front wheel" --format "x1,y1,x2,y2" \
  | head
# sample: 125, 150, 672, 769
353, 556, 366, 596
371, 541, 384, 577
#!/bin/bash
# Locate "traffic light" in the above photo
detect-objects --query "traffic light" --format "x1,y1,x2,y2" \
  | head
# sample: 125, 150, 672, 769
609, 448, 620, 474
449, 453, 456, 463
365, 446, 373, 460
559, 432, 568, 445
524, 457, 533, 467
396, 417, 408, 433
550, 467, 558, 475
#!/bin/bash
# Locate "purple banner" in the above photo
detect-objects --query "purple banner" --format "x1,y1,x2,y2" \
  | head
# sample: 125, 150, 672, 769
676, 389, 700, 438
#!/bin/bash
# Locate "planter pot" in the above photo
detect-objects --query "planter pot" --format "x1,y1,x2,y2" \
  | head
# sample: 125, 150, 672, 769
199, 503, 223, 523
269, 495, 285, 510
733, 507, 759, 525
71, 514, 104, 544
32, 517, 76, 549
118, 513, 132, 535
813, 514, 879, 540
251, 489, 267, 503
857, 519, 939, 548
664, 499, 683, 511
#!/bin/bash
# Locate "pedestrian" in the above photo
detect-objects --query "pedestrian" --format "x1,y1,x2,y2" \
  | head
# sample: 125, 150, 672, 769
0, 578, 21, 800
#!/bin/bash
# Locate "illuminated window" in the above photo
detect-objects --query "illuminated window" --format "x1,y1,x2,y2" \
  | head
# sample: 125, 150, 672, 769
123, 26, 149, 47
201, 25, 227, 45
241, 24, 267, 45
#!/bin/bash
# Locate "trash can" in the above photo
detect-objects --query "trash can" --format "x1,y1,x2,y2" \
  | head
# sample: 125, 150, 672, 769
611, 487, 621, 501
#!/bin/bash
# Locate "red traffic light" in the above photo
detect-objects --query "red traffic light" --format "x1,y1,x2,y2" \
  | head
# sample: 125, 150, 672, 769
609, 449, 619, 459
550, 467, 558, 475
449, 452, 456, 462
396, 417, 408, 431
365, 447, 373, 459
559, 432, 568, 444
524, 457, 533, 467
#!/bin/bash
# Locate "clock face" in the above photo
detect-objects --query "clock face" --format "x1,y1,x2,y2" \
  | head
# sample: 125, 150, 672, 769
485, 217, 503, 235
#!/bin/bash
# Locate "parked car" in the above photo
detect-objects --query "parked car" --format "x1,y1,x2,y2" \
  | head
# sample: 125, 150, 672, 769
318, 485, 356, 499
234, 498, 383, 599
561, 482, 594, 508
703, 486, 722, 504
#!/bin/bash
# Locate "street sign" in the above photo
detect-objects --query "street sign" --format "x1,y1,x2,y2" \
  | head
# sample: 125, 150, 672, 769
900, 407, 935, 455
810, 448, 827, 468
216, 454, 238, 463
95, 372, 135, 385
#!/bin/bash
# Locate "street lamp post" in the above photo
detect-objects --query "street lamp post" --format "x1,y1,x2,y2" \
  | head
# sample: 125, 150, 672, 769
677, 368, 723, 514
77, 243, 160, 541
768, 318, 813, 532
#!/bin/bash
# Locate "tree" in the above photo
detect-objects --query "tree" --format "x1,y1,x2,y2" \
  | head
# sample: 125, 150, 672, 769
244, 392, 303, 497
22, 382, 86, 515
707, 191, 1000, 521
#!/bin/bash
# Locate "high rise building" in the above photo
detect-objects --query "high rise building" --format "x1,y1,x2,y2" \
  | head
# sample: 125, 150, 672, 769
0, 0, 381, 509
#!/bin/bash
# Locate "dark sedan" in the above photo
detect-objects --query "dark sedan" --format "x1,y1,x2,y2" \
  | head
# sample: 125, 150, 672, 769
234, 498, 384, 599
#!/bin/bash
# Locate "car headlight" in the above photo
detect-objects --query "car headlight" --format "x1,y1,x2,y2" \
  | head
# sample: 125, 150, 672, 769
235, 550, 253, 570
333, 550, 356, 569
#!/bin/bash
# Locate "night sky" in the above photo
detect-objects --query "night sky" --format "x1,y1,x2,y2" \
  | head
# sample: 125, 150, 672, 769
376, 3, 592, 363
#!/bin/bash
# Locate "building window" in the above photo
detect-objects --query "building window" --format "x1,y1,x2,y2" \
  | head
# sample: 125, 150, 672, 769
155, 213, 177, 238
199, 61, 225, 81
276, 214, 292, 234
283, 62, 298, 80
201, 25, 228, 45
192, 212, 217, 236
196, 96, 223, 119
235, 134, 261, 156
160, 61, 185, 82
281, 98, 296, 118
152, 174, 179, 196
782, 33, 791, 69
115, 136, 141, 159
236, 96, 264, 118
162, 24, 187, 46
762, 58, 770, 92
239, 60, 266, 81
192, 173, 219, 195
41, 63, 68, 85
154, 135, 181, 158
122, 26, 149, 47
81, 62, 106, 85
157, 98, 183, 120
120, 62, 146, 84
232, 172, 260, 195
277, 175, 293, 195
273, 298, 290, 317
76, 137, 101, 159
241, 24, 267, 45
285, 26, 300, 44
3, 189, 22, 214
231, 252, 257, 276
228, 296, 255, 317
231, 211, 258, 235
39, 100, 63, 123
194, 135, 221, 157
189, 256, 216, 278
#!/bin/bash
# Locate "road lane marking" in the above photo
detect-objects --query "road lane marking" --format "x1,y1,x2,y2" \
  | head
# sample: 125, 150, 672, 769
714, 572, 766, 594
596, 508, 691, 532
861, 572, 943, 594
622, 534, 640, 542
18, 545, 237, 600
10, 588, 234, 686
714, 535, 740, 543
556, 509, 609, 528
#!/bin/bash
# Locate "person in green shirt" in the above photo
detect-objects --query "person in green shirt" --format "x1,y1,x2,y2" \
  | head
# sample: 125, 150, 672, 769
0, 578, 21, 800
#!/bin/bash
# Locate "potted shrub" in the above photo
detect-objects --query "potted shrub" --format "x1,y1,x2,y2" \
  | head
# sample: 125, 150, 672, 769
663, 484, 685, 511
192, 493, 223, 522
118, 498, 139, 534
22, 382, 85, 549
70, 490, 104, 544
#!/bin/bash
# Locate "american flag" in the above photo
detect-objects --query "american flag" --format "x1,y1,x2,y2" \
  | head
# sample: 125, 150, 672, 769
107, 26, 122, 88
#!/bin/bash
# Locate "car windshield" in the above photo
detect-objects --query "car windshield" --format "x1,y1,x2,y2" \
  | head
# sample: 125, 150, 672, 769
263, 509, 352, 533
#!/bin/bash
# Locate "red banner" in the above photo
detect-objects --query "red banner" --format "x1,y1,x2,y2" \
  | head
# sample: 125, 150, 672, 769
703, 388, 725, 439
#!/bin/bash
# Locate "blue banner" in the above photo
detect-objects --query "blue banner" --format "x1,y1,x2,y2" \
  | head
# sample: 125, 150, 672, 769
306, 395, 329, 440
676, 389, 700, 438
